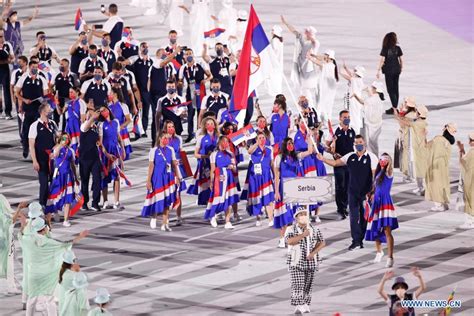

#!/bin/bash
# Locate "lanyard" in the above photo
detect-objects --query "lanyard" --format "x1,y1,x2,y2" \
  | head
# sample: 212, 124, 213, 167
157, 147, 169, 164
185, 64, 197, 81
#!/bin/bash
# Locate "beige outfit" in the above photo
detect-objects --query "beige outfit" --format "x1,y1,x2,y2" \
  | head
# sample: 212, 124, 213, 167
399, 112, 417, 178
425, 136, 452, 204
460, 148, 474, 215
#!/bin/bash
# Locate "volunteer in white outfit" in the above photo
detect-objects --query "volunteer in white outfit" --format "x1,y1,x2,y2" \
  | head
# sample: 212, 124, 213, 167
229, 10, 248, 53
180, 0, 214, 54
307, 49, 339, 124
352, 82, 385, 156
265, 25, 284, 95
88, 288, 113, 316
212, 0, 238, 46
281, 15, 320, 108
91, 4, 124, 50
341, 64, 366, 134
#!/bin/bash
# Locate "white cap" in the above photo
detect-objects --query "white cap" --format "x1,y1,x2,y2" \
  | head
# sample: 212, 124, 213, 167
416, 104, 428, 118
445, 123, 457, 135
221, 0, 233, 8
354, 65, 366, 78
72, 272, 89, 289
63, 250, 77, 264
28, 202, 43, 219
238, 10, 248, 20
31, 217, 47, 232
469, 132, 474, 140
325, 49, 335, 60
293, 206, 309, 219
371, 81, 384, 93
272, 25, 283, 37
94, 288, 111, 304
305, 26, 317, 36
405, 96, 416, 108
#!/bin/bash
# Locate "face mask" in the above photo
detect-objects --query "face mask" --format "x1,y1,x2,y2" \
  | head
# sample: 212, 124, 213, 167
167, 127, 175, 135
379, 159, 389, 168
170, 38, 177, 44
212, 87, 220, 94
355, 144, 364, 152
31, 68, 38, 76
206, 125, 215, 133
113, 73, 121, 79
61, 136, 70, 144
224, 129, 233, 135
300, 102, 309, 108
258, 137, 266, 146
39, 36, 46, 41
101, 39, 109, 47
47, 111, 53, 119
69, 92, 76, 100
101, 111, 110, 119
161, 54, 167, 60
287, 143, 294, 152
90, 53, 97, 59
216, 49, 223, 56
81, 38, 88, 45
59, 66, 65, 73
107, 94, 114, 102
272, 105, 279, 113
297, 215, 309, 225
343, 118, 350, 126
257, 121, 266, 129
222, 141, 230, 150
167, 88, 176, 95
142, 48, 148, 55
186, 56, 193, 63
443, 130, 455, 145
161, 138, 170, 146
94, 74, 102, 81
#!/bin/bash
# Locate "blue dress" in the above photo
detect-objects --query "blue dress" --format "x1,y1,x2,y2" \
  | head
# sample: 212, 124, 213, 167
109, 102, 132, 160
308, 143, 327, 213
241, 146, 275, 216
270, 112, 289, 152
294, 130, 317, 176
65, 99, 81, 162
141, 146, 177, 216
187, 133, 218, 205
274, 154, 302, 229
365, 173, 399, 243
100, 119, 121, 189
204, 150, 240, 219
169, 135, 187, 192
45, 147, 76, 214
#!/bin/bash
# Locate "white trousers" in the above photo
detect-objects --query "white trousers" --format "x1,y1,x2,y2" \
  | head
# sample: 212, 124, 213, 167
26, 295, 57, 316
365, 124, 382, 157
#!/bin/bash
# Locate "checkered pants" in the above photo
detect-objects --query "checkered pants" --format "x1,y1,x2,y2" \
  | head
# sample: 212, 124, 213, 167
289, 267, 315, 306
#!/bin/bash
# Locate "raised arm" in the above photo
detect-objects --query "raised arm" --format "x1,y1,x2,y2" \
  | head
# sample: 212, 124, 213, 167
202, 43, 211, 64
377, 270, 393, 302
317, 152, 345, 167
23, 6, 39, 26
280, 15, 298, 35
412, 267, 426, 299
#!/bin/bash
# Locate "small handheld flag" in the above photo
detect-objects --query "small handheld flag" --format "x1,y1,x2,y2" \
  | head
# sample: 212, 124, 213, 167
74, 8, 85, 32
228, 124, 257, 146
204, 28, 226, 38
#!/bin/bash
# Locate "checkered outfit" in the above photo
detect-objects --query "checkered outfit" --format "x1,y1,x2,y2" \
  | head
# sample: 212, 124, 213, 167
285, 224, 324, 306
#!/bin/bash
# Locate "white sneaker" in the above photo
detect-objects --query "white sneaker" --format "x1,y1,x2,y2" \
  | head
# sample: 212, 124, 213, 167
278, 238, 286, 248
160, 224, 172, 232
102, 201, 112, 209
256, 220, 261, 227
268, 220, 274, 227
373, 251, 384, 263
459, 222, 474, 230
294, 305, 303, 314
412, 188, 421, 194
315, 216, 322, 223
210, 216, 218, 228
113, 201, 121, 210
150, 218, 157, 229
385, 257, 394, 268
302, 304, 310, 313
224, 222, 234, 229
62, 221, 71, 227
430, 204, 445, 212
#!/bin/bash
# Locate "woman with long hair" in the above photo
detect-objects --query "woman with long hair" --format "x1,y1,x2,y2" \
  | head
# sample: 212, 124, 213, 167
187, 117, 219, 205
142, 132, 180, 231
205, 135, 240, 229
45, 133, 79, 228
309, 124, 327, 223
269, 98, 290, 154
242, 132, 275, 227
307, 50, 339, 123
274, 137, 313, 248
394, 97, 418, 182
64, 87, 86, 164
108, 87, 133, 161
58, 250, 80, 315
98, 106, 126, 210
377, 32, 403, 114
365, 153, 398, 268
247, 115, 274, 147
163, 120, 187, 226
88, 288, 112, 316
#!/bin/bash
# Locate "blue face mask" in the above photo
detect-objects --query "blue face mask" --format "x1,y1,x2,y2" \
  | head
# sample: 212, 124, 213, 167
167, 88, 176, 95
31, 68, 38, 75
355, 144, 364, 152
186, 56, 193, 63
59, 66, 65, 73
343, 118, 350, 126
161, 54, 167, 60
94, 74, 102, 81
101, 39, 109, 47
81, 38, 88, 45
90, 53, 97, 59
212, 87, 220, 94
142, 48, 149, 55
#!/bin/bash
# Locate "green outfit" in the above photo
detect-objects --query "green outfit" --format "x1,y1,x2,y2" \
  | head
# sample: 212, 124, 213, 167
60, 286, 90, 316
0, 201, 13, 278
58, 269, 76, 314
87, 307, 113, 316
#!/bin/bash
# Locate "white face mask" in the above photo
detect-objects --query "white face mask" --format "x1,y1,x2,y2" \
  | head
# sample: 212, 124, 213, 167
297, 215, 309, 225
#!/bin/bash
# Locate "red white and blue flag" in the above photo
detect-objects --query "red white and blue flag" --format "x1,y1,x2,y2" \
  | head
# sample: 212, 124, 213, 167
229, 5, 279, 127
228, 124, 257, 146
74, 8, 85, 32
204, 28, 226, 38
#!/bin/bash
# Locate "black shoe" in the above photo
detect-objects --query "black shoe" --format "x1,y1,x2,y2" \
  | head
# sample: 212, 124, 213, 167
360, 242, 364, 249
81, 204, 89, 211
385, 108, 395, 115
348, 242, 361, 251
337, 213, 346, 220
184, 134, 194, 143
343, 210, 349, 217
142, 133, 148, 138
5, 114, 13, 120
90, 204, 102, 211
22, 148, 28, 159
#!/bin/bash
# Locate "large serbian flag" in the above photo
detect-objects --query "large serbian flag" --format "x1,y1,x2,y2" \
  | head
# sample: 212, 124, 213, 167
229, 5, 279, 128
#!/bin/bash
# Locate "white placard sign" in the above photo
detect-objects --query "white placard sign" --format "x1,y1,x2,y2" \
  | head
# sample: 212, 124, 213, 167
283, 176, 334, 205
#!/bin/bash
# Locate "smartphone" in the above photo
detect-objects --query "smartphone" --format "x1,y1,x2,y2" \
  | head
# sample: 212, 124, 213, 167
100, 4, 106, 13
94, 24, 103, 29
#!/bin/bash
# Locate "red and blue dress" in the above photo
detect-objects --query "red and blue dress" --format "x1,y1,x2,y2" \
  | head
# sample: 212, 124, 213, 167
45, 147, 76, 214
169, 135, 187, 191
241, 145, 275, 216
141, 146, 178, 216
365, 172, 399, 242
204, 150, 240, 219
294, 129, 317, 177
99, 119, 121, 189
270, 112, 289, 154
109, 102, 132, 161
187, 133, 218, 205
273, 154, 303, 228
65, 99, 85, 162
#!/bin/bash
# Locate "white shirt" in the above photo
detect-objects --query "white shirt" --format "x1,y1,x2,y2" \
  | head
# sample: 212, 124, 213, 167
78, 56, 109, 74
148, 146, 177, 162
15, 73, 49, 90
80, 78, 112, 95
103, 15, 124, 33
364, 94, 384, 127
28, 119, 58, 139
